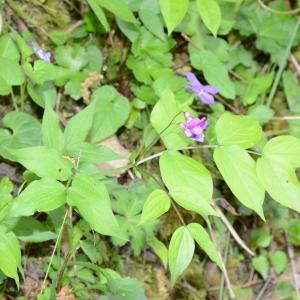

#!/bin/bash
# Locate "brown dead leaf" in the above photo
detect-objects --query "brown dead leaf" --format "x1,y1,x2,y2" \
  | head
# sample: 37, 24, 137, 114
56, 285, 76, 300
97, 135, 130, 177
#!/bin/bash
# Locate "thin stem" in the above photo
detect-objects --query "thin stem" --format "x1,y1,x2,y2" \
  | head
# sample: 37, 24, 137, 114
257, 0, 300, 15
136, 166, 186, 226
266, 18, 300, 107
137, 111, 183, 161
136, 145, 218, 166
219, 232, 231, 300
136, 145, 262, 166
11, 88, 18, 111
272, 116, 300, 121
207, 218, 236, 299
171, 201, 186, 226
20, 83, 25, 111
40, 210, 68, 294
212, 203, 255, 256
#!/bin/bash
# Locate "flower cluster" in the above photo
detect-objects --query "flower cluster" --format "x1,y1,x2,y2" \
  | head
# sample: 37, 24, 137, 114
180, 112, 208, 143
181, 72, 219, 142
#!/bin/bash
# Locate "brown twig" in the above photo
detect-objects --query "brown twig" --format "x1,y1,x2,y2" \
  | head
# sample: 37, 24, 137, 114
289, 54, 300, 77
285, 231, 300, 297
212, 203, 255, 256
254, 276, 273, 300
207, 219, 236, 299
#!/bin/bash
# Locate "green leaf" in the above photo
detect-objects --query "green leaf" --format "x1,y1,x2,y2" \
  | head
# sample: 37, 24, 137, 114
251, 229, 272, 248
196, 0, 221, 36
252, 255, 269, 280
27, 81, 57, 108
0, 34, 20, 62
64, 102, 95, 148
49, 31, 69, 46
87, 45, 103, 72
0, 112, 42, 159
190, 50, 235, 99
269, 251, 288, 274
160, 151, 216, 216
0, 57, 25, 86
168, 226, 195, 286
90, 86, 130, 142
150, 89, 189, 148
87, 0, 110, 31
23, 60, 56, 84
96, 0, 138, 24
0, 77, 11, 96
149, 237, 168, 268
10, 146, 73, 181
67, 174, 119, 236
0, 177, 13, 222
139, 10, 165, 40
139, 189, 171, 225
262, 136, 300, 169
187, 223, 222, 269
242, 73, 274, 105
9, 178, 66, 217
214, 146, 265, 219
0, 229, 21, 287
8, 217, 57, 243
80, 240, 101, 263
256, 156, 300, 212
283, 71, 300, 113
215, 113, 263, 149
66, 143, 122, 164
55, 45, 88, 71
248, 105, 274, 124
42, 104, 64, 153
159, 0, 189, 34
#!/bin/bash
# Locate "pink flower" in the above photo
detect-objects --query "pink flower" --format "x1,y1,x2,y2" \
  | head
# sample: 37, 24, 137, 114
180, 112, 208, 142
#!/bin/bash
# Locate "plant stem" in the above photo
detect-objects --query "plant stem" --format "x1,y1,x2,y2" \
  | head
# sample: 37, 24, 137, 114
11, 88, 18, 111
207, 218, 236, 299
136, 145, 218, 166
266, 18, 300, 107
40, 210, 68, 294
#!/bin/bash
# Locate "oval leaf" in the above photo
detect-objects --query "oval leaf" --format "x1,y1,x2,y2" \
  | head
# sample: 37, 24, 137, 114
160, 151, 216, 216
215, 113, 262, 149
9, 146, 73, 181
42, 103, 64, 153
252, 256, 269, 280
159, 0, 189, 34
190, 50, 235, 99
168, 226, 195, 286
67, 174, 119, 237
140, 189, 171, 225
256, 156, 300, 212
214, 146, 265, 219
0, 229, 22, 288
196, 0, 221, 36
187, 223, 222, 269
9, 178, 66, 218
262, 135, 300, 168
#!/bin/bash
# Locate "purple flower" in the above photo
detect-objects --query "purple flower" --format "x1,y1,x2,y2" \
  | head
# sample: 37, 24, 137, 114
27, 41, 51, 63
180, 112, 208, 142
185, 72, 219, 105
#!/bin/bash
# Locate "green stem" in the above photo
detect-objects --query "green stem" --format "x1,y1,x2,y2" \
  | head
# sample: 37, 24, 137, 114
40, 210, 68, 294
11, 88, 18, 111
266, 18, 300, 107
136, 145, 218, 166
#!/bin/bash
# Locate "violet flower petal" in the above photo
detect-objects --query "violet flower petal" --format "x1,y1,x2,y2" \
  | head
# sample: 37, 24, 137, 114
203, 85, 219, 94
185, 72, 203, 88
198, 92, 215, 105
